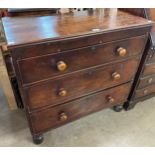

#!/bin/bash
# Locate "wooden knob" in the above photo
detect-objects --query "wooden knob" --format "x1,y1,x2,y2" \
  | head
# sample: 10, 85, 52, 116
59, 112, 68, 121
144, 89, 148, 95
148, 78, 153, 84
57, 61, 67, 71
58, 88, 67, 97
117, 47, 127, 57
112, 72, 121, 80
107, 96, 115, 103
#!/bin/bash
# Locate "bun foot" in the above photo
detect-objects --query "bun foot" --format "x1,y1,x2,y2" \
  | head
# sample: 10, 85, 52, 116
113, 105, 123, 112
33, 134, 44, 145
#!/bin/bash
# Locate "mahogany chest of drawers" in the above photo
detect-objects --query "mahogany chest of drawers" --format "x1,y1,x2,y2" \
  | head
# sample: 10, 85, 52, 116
2, 9, 152, 144
121, 9, 155, 110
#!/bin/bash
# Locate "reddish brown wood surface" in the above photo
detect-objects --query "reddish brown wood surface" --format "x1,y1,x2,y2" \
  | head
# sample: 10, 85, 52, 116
30, 82, 131, 133
7, 9, 57, 17
138, 75, 155, 89
25, 57, 139, 110
119, 9, 145, 17
143, 62, 155, 76
135, 83, 155, 99
17, 36, 146, 85
2, 9, 152, 47
2, 9, 152, 142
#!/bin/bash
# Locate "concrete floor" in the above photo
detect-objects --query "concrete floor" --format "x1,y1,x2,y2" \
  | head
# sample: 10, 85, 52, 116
1, 84, 155, 147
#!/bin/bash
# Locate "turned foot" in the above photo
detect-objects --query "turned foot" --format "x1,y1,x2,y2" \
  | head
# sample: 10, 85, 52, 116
33, 134, 44, 145
123, 101, 135, 111
113, 105, 123, 112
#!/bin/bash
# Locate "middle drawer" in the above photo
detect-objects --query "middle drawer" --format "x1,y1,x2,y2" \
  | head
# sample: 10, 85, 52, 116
142, 62, 155, 76
24, 57, 139, 110
18, 36, 145, 85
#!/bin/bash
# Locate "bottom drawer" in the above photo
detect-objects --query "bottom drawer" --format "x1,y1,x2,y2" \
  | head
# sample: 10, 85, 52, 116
135, 83, 155, 99
30, 83, 131, 133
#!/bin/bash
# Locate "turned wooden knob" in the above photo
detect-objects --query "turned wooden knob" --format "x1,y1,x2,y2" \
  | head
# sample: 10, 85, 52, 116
57, 61, 67, 71
144, 89, 148, 95
148, 78, 153, 84
58, 88, 67, 97
117, 47, 127, 57
112, 72, 121, 80
107, 96, 115, 103
59, 112, 68, 121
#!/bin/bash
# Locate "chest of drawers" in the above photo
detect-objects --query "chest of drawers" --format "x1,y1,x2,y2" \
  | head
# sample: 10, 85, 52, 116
2, 9, 152, 144
121, 9, 155, 110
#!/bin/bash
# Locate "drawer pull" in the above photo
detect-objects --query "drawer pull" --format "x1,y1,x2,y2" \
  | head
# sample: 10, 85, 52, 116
107, 96, 115, 103
148, 78, 153, 84
112, 72, 121, 80
117, 47, 127, 57
57, 61, 67, 71
59, 112, 68, 121
144, 90, 148, 95
58, 88, 67, 97
149, 54, 153, 58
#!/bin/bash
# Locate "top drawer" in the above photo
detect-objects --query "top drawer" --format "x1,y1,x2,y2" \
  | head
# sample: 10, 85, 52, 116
17, 36, 145, 85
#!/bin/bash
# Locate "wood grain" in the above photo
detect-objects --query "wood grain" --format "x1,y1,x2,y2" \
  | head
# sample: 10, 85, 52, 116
3, 9, 152, 142
137, 75, 155, 89
25, 57, 139, 110
143, 62, 155, 76
2, 9, 152, 47
17, 36, 145, 85
135, 83, 155, 99
30, 82, 131, 133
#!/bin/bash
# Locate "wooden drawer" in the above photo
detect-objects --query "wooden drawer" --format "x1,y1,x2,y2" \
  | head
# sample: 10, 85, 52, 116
134, 83, 155, 99
142, 62, 155, 76
18, 36, 145, 85
25, 57, 139, 110
10, 27, 148, 60
137, 74, 155, 89
30, 82, 131, 133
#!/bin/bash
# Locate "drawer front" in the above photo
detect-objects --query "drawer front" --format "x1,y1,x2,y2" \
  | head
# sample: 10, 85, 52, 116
142, 62, 155, 76
137, 75, 155, 89
30, 83, 131, 133
25, 57, 139, 110
134, 83, 155, 99
11, 29, 148, 60
18, 36, 145, 85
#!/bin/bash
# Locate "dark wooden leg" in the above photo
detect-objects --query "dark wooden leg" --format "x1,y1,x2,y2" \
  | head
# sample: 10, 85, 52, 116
113, 105, 123, 112
123, 101, 136, 111
32, 134, 44, 145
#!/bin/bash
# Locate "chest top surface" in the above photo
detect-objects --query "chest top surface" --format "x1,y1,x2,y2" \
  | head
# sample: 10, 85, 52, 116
2, 9, 153, 47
